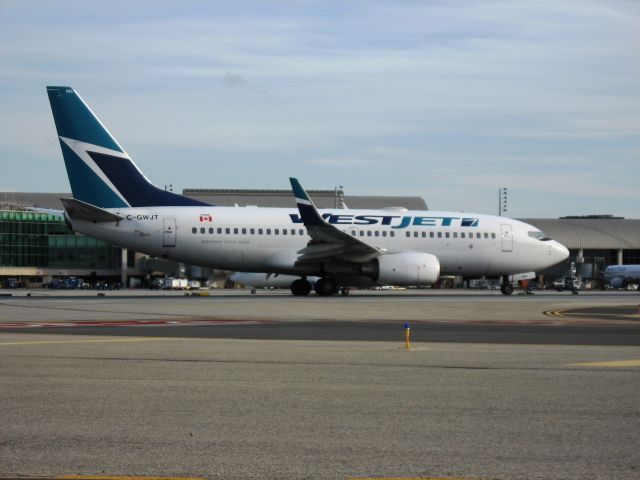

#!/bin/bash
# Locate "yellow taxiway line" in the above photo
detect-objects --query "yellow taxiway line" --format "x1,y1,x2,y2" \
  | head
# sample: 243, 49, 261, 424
570, 359, 640, 367
60, 477, 205, 480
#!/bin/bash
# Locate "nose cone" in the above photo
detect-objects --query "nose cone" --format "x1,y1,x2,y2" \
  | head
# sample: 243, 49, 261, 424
551, 241, 570, 264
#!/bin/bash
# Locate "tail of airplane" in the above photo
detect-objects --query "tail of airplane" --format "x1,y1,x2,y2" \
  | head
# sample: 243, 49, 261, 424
46, 86, 209, 208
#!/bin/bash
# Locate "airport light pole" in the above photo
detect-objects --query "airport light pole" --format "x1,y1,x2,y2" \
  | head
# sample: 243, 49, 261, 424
335, 185, 344, 209
498, 187, 508, 216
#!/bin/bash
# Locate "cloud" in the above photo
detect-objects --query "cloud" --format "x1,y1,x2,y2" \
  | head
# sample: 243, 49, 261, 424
222, 71, 248, 88
0, 0, 638, 217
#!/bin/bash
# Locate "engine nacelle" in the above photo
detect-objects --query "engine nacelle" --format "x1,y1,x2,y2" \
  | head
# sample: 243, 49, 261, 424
366, 252, 440, 286
609, 277, 625, 288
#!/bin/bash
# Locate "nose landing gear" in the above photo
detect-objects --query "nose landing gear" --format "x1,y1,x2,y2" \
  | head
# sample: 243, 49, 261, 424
500, 281, 514, 295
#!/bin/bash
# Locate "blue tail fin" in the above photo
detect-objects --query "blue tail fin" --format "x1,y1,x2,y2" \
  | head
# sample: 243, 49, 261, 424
46, 86, 209, 208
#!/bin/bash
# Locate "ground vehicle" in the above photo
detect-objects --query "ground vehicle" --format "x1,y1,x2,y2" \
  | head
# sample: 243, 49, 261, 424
553, 277, 580, 294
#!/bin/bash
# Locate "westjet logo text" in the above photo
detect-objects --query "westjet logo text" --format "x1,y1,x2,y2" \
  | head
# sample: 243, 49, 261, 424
289, 214, 479, 229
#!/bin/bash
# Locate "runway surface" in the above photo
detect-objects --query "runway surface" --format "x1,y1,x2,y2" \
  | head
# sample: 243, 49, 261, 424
1, 290, 639, 479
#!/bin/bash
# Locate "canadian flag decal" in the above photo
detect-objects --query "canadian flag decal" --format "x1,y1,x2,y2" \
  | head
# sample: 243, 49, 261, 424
199, 214, 213, 222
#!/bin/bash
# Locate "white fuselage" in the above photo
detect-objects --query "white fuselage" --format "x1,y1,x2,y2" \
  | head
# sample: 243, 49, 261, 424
68, 206, 568, 280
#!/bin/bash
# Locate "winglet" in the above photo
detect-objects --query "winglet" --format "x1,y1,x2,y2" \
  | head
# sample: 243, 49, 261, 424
289, 177, 324, 226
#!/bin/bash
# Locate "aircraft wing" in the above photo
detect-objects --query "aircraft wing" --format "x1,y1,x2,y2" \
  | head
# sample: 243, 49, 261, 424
289, 177, 382, 264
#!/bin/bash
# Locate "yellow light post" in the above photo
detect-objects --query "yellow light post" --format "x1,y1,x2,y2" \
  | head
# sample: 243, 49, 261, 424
404, 322, 411, 350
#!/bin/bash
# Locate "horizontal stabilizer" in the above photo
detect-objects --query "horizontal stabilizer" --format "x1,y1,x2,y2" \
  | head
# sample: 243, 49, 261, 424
61, 197, 124, 222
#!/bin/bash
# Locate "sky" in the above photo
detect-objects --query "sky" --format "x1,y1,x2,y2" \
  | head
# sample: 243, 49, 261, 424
0, 0, 639, 218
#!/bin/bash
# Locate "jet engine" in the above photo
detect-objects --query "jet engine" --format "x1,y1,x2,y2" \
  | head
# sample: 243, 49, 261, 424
362, 252, 440, 286
609, 277, 625, 288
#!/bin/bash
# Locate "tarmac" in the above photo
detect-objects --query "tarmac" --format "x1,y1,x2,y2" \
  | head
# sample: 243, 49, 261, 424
1, 289, 639, 479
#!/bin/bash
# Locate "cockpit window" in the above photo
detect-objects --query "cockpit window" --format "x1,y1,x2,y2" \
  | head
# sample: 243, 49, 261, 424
528, 230, 552, 241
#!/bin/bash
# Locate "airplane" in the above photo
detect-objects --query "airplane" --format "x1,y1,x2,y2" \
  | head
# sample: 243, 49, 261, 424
44, 86, 570, 296
601, 265, 640, 289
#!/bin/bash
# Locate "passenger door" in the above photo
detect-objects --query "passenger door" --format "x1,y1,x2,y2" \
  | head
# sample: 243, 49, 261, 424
163, 218, 176, 247
501, 224, 513, 252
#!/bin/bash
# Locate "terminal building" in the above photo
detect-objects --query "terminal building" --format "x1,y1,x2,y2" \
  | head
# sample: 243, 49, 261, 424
1, 190, 638, 288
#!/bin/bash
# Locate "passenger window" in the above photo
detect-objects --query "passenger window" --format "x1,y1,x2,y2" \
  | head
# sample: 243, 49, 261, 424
351, 230, 356, 236
477, 233, 481, 239
217, 228, 222, 234
461, 232, 465, 239
390, 231, 395, 237
367, 230, 372, 237
374, 231, 379, 237
266, 228, 271, 235
406, 231, 411, 238
250, 228, 255, 234
299, 229, 304, 235
359, 231, 365, 237
291, 229, 295, 235
209, 227, 214, 234
437, 232, 442, 238
491, 233, 496, 239
382, 231, 387, 237
258, 228, 263, 235
453, 232, 458, 238
414, 231, 419, 238
282, 229, 287, 235
192, 227, 197, 234
275, 229, 279, 235
430, 232, 434, 238
484, 233, 488, 239
200, 227, 205, 234
445, 232, 450, 238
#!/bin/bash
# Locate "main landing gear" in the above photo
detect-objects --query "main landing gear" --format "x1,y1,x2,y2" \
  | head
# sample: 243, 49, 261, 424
291, 278, 312, 296
290, 278, 350, 296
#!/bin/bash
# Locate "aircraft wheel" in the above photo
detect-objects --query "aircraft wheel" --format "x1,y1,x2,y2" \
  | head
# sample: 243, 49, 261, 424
341, 287, 350, 296
314, 278, 336, 296
251, 288, 257, 295
501, 283, 514, 295
291, 279, 312, 296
